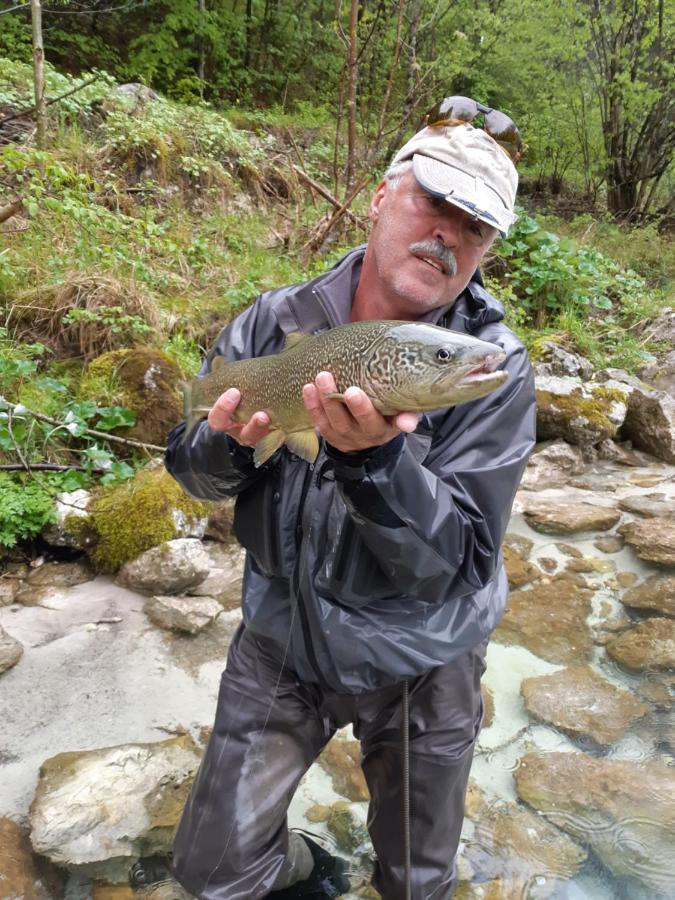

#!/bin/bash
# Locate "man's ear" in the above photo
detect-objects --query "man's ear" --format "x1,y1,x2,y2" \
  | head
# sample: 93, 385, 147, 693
370, 180, 387, 223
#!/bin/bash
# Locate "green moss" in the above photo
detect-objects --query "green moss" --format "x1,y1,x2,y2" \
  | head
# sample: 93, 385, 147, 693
591, 386, 627, 405
80, 465, 208, 572
537, 388, 615, 432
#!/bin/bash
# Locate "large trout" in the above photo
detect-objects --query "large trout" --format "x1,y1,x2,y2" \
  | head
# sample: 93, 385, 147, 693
181, 320, 507, 466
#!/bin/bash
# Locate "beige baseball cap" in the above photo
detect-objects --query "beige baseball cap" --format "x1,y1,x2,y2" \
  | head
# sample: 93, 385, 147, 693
391, 123, 518, 235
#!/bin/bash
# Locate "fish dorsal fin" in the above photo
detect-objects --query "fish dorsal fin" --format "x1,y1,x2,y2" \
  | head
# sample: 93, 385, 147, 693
211, 355, 226, 372
282, 332, 311, 352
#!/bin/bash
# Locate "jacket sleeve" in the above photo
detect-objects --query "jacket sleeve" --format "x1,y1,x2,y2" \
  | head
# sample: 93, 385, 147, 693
164, 298, 280, 500
329, 338, 536, 603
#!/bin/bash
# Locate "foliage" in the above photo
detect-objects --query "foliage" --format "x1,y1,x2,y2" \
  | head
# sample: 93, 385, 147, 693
0, 472, 57, 548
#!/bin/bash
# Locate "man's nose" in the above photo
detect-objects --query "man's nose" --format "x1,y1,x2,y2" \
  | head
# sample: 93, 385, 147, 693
433, 209, 462, 248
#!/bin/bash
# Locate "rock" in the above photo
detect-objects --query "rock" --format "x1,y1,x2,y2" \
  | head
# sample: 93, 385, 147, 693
203, 499, 236, 545
514, 751, 675, 895
145, 595, 223, 634
305, 804, 331, 823
555, 542, 584, 558
617, 571, 638, 588
464, 779, 487, 820
186, 543, 244, 611
518, 440, 585, 490
41, 489, 93, 549
92, 885, 136, 900
539, 557, 557, 573
622, 574, 675, 617
482, 685, 494, 728
567, 556, 614, 574
318, 738, 369, 802
619, 517, 675, 566
29, 736, 201, 880
606, 618, 675, 672
117, 538, 211, 595
501, 546, 540, 588
117, 83, 160, 102
326, 802, 369, 854
533, 342, 594, 380
521, 665, 648, 746
522, 501, 620, 535
16, 560, 95, 606
622, 383, 675, 464
640, 349, 675, 397
619, 493, 675, 519
535, 376, 628, 446
594, 535, 624, 553
636, 673, 674, 708
0, 817, 65, 899
494, 575, 594, 664
0, 626, 23, 673
462, 802, 586, 896
0, 578, 19, 606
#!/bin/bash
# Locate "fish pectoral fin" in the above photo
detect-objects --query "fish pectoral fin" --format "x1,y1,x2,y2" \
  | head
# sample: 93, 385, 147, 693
285, 430, 320, 464
282, 332, 311, 352
253, 430, 286, 468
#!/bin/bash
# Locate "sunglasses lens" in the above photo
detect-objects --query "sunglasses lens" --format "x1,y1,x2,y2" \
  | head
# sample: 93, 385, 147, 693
425, 95, 477, 126
484, 109, 522, 157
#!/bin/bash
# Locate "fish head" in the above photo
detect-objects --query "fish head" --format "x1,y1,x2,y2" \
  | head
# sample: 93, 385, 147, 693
364, 322, 508, 412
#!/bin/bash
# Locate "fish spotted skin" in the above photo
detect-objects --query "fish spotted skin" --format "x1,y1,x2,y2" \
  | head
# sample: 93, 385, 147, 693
181, 320, 507, 466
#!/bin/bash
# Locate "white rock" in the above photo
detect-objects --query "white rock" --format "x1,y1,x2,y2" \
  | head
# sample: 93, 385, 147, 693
116, 538, 211, 595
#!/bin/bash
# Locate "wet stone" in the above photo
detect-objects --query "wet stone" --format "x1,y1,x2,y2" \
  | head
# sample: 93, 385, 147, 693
482, 685, 494, 728
622, 573, 675, 617
518, 440, 586, 490
464, 779, 487, 820
636, 673, 675, 708
305, 804, 331, 823
619, 492, 675, 519
619, 517, 675, 566
514, 751, 675, 894
594, 535, 624, 554
539, 557, 558, 573
493, 575, 594, 664
145, 595, 223, 635
326, 801, 369, 854
522, 501, 621, 535
16, 559, 95, 606
617, 571, 639, 588
555, 542, 584, 558
318, 737, 369, 802
521, 664, 648, 746
0, 625, 23, 674
606, 617, 675, 672
0, 816, 65, 900
0, 578, 19, 606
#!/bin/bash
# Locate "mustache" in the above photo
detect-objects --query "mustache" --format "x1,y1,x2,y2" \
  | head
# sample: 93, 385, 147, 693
409, 240, 458, 277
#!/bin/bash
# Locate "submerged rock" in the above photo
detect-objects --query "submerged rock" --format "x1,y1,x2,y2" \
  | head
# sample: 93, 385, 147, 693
0, 816, 65, 899
29, 736, 201, 881
622, 573, 675, 617
522, 501, 620, 535
619, 493, 675, 519
318, 737, 369, 802
606, 618, 675, 672
619, 517, 675, 566
514, 751, 675, 895
521, 664, 648, 746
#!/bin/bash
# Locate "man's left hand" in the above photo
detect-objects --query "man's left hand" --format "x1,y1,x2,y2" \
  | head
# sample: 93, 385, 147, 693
302, 371, 418, 454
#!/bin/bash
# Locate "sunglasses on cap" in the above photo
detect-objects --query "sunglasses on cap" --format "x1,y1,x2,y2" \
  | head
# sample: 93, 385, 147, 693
422, 96, 522, 163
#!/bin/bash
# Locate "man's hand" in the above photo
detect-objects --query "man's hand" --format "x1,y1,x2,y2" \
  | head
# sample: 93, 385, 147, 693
303, 371, 418, 454
207, 388, 271, 448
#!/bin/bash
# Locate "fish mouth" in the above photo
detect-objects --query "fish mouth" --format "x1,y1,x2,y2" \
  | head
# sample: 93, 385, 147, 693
413, 252, 450, 275
433, 352, 507, 391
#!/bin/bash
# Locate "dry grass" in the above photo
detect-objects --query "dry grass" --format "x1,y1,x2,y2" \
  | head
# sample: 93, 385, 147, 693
9, 272, 163, 361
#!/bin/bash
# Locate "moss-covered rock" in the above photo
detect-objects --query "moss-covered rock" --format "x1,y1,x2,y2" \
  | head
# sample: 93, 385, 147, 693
535, 376, 628, 446
70, 465, 208, 573
80, 347, 184, 447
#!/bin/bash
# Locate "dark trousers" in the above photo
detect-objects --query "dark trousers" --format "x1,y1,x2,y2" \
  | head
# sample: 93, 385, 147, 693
172, 625, 486, 900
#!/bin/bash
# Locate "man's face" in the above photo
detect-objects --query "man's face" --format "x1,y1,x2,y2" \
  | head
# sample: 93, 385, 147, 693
362, 168, 497, 319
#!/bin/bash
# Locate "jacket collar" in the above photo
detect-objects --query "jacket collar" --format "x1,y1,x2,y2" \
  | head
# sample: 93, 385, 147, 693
273, 246, 505, 337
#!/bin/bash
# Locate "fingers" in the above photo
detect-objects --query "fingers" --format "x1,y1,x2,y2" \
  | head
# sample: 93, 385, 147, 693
207, 388, 242, 431
207, 388, 270, 447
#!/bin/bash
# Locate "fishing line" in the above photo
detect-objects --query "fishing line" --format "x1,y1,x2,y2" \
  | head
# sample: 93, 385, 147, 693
402, 679, 412, 900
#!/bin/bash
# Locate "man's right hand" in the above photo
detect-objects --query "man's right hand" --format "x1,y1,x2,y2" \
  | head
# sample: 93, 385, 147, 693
207, 388, 271, 448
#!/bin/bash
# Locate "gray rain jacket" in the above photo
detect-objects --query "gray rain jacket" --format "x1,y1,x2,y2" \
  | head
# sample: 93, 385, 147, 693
165, 247, 536, 694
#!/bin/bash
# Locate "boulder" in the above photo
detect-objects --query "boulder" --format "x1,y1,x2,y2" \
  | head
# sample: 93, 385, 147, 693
318, 737, 369, 802
520, 665, 647, 746
522, 501, 620, 535
533, 342, 594, 380
639, 349, 675, 397
619, 493, 675, 519
493, 574, 594, 664
0, 817, 65, 900
518, 440, 585, 490
622, 383, 675, 464
514, 752, 675, 895
606, 618, 675, 672
535, 376, 628, 446
619, 517, 675, 566
116, 538, 211, 595
0, 626, 23, 674
145, 595, 222, 634
622, 574, 675, 617
29, 736, 201, 881
186, 543, 245, 611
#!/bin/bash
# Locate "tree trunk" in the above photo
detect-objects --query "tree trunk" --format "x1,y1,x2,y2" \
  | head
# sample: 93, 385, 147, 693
345, 0, 359, 191
30, 0, 47, 149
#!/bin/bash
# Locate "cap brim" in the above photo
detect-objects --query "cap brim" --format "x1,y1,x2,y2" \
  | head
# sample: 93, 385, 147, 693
412, 155, 516, 236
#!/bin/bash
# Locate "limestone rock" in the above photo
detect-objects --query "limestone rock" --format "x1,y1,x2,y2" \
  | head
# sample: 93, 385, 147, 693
640, 348, 675, 397
535, 376, 628, 446
518, 440, 585, 490
606, 618, 675, 672
622, 574, 675, 617
501, 540, 541, 588
522, 501, 620, 535
41, 489, 93, 550
619, 517, 675, 566
186, 542, 245, 611
521, 665, 647, 746
619, 492, 675, 519
555, 542, 584, 558
622, 383, 675, 464
514, 752, 675, 894
482, 685, 494, 728
318, 738, 369, 802
494, 575, 593, 664
0, 626, 23, 673
116, 538, 211, 595
533, 342, 594, 380
16, 559, 95, 606
145, 595, 222, 634
0, 817, 65, 900
463, 802, 586, 896
29, 736, 201, 880
0, 578, 19, 606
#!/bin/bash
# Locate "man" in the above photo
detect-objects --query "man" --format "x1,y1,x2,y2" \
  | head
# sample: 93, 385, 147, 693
165, 110, 536, 899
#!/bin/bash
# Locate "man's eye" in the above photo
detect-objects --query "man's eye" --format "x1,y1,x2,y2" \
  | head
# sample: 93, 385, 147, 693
425, 195, 444, 209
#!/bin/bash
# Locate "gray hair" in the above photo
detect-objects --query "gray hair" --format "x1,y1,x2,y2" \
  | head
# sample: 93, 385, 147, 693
383, 158, 413, 189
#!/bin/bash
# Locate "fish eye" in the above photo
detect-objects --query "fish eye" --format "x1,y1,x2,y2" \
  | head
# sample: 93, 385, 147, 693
436, 347, 454, 362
